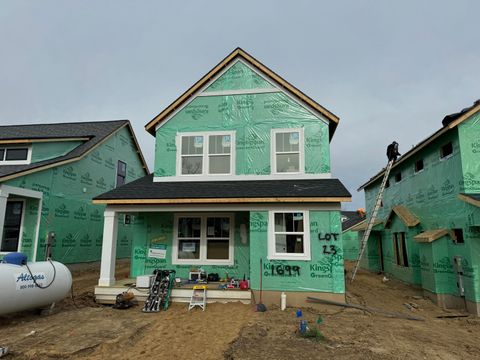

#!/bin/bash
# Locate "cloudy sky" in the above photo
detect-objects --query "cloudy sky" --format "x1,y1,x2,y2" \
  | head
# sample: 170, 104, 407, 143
1, 1, 479, 209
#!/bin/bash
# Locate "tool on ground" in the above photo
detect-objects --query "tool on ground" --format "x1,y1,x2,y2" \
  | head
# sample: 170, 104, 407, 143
351, 158, 395, 282
143, 269, 176, 312
188, 285, 207, 311
113, 291, 135, 309
256, 258, 267, 312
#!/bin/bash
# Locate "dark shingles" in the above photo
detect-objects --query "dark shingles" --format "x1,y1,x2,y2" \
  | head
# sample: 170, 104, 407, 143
94, 175, 351, 200
341, 211, 365, 231
0, 120, 129, 180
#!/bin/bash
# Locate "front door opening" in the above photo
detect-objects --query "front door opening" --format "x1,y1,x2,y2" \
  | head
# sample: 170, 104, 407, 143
1, 200, 24, 252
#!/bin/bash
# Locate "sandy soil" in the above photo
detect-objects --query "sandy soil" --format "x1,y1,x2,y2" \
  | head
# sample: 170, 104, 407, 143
1, 261, 480, 359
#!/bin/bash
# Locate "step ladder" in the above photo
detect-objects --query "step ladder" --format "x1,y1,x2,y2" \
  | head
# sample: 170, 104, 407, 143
188, 285, 207, 311
351, 159, 394, 282
143, 269, 176, 312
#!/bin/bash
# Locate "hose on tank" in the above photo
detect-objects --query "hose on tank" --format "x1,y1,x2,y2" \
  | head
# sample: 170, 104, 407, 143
24, 259, 57, 289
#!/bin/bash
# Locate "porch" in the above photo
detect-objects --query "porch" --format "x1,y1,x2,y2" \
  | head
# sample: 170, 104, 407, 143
0, 184, 43, 261
94, 278, 252, 304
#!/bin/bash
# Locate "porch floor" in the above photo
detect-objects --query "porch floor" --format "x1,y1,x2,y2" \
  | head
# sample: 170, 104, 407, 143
94, 278, 252, 305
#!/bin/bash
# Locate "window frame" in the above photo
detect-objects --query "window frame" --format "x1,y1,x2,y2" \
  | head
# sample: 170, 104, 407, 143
452, 228, 465, 244
440, 141, 453, 160
172, 213, 234, 265
271, 128, 305, 175
0, 146, 32, 165
116, 160, 127, 188
268, 210, 311, 261
394, 172, 402, 183
414, 159, 424, 174
176, 131, 235, 177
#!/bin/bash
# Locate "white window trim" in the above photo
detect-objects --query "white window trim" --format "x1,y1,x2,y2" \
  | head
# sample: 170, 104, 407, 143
0, 146, 32, 165
172, 213, 234, 265
268, 210, 311, 261
175, 131, 236, 177
271, 128, 305, 175
0, 198, 26, 255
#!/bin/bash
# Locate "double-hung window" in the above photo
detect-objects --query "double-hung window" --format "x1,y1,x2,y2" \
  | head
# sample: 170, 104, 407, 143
268, 211, 310, 260
272, 128, 304, 174
178, 132, 234, 176
0, 146, 31, 165
173, 214, 234, 265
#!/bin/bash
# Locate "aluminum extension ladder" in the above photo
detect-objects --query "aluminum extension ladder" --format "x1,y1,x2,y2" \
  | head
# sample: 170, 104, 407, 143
188, 285, 207, 311
351, 159, 394, 282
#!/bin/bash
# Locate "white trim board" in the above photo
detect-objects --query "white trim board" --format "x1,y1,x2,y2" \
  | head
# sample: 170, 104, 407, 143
154, 58, 329, 132
106, 203, 341, 213
153, 173, 331, 182
0, 198, 26, 256
197, 88, 280, 97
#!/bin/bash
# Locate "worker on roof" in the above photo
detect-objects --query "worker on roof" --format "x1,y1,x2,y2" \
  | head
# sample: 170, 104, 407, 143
386, 141, 401, 162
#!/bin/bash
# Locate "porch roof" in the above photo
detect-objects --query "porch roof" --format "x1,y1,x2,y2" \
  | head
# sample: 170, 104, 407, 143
92, 174, 351, 204
458, 193, 480, 208
414, 229, 450, 243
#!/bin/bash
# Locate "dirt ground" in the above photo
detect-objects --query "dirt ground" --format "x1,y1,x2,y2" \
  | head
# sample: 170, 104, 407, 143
1, 261, 480, 359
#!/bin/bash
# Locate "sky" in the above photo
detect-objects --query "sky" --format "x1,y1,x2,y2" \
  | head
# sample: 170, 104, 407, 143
1, 1, 479, 210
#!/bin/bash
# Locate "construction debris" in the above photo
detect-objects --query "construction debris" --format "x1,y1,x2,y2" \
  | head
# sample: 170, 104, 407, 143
306, 297, 425, 321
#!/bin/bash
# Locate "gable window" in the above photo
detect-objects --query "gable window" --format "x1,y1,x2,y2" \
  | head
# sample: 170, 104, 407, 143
173, 214, 234, 265
272, 129, 304, 174
385, 179, 390, 188
440, 142, 453, 159
393, 232, 408, 267
178, 132, 234, 176
116, 160, 127, 187
268, 211, 310, 261
414, 159, 424, 173
0, 146, 31, 165
395, 172, 402, 183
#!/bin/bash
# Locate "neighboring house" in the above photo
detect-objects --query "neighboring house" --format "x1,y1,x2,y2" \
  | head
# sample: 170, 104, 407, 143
93, 48, 351, 306
0, 120, 148, 263
341, 210, 365, 261
357, 100, 480, 315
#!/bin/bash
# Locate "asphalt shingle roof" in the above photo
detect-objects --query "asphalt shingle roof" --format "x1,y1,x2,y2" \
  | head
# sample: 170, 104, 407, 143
341, 211, 365, 231
0, 120, 130, 180
94, 174, 351, 201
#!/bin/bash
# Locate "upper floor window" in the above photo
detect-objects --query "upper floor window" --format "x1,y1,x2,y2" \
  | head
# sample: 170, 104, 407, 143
0, 146, 31, 165
440, 142, 453, 159
272, 128, 304, 174
414, 159, 424, 173
177, 132, 234, 176
116, 160, 127, 187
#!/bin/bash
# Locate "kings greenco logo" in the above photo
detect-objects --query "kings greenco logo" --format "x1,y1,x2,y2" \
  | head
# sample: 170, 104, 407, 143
80, 172, 93, 185
441, 179, 455, 196
264, 99, 289, 115
186, 104, 208, 120
91, 150, 102, 164
415, 189, 425, 204
90, 209, 102, 222
73, 206, 87, 220
80, 234, 92, 247
96, 177, 107, 190
62, 233, 76, 247
54, 204, 70, 218
249, 213, 268, 233
427, 185, 438, 200
62, 166, 77, 181
105, 157, 115, 169
460, 172, 480, 192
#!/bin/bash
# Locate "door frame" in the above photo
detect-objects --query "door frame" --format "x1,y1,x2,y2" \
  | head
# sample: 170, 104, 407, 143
1, 198, 26, 254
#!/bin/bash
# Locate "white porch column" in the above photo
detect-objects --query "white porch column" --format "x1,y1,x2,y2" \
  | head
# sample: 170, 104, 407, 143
0, 191, 8, 246
98, 209, 118, 286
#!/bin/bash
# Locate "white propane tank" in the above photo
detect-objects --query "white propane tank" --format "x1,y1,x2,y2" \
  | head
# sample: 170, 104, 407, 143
0, 261, 72, 315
